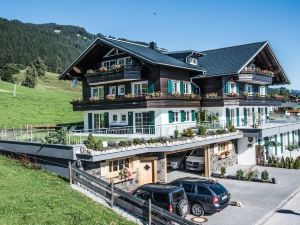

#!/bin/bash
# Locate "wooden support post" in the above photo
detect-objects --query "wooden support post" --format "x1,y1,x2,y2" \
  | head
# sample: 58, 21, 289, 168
111, 179, 114, 207
148, 198, 152, 225
68, 161, 72, 185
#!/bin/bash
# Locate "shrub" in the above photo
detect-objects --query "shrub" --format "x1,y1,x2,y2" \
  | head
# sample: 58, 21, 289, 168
43, 128, 67, 145
285, 157, 291, 169
157, 137, 168, 144
147, 138, 156, 144
271, 155, 276, 167
293, 157, 300, 169
216, 129, 226, 135
220, 167, 226, 178
174, 130, 179, 139
83, 133, 103, 151
198, 126, 207, 136
268, 157, 272, 167
274, 157, 280, 168
280, 156, 286, 168
261, 170, 269, 181
107, 141, 119, 148
132, 138, 145, 145
182, 128, 194, 137
94, 139, 103, 151
236, 169, 244, 180
118, 140, 128, 147
244, 168, 259, 181
290, 158, 295, 169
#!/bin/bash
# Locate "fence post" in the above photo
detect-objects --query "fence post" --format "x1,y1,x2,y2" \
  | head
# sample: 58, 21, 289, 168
148, 198, 152, 225
111, 179, 114, 207
68, 161, 73, 185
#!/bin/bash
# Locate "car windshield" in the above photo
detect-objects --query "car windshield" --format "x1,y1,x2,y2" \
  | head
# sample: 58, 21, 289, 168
210, 183, 227, 195
190, 149, 204, 157
172, 190, 185, 203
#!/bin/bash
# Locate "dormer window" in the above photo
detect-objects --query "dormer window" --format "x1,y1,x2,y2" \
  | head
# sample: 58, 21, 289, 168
188, 58, 198, 65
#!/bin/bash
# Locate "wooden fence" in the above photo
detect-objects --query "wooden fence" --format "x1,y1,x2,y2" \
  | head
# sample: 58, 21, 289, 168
70, 166, 197, 225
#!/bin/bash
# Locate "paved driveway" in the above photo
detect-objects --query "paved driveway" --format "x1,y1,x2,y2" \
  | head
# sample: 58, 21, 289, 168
167, 165, 300, 225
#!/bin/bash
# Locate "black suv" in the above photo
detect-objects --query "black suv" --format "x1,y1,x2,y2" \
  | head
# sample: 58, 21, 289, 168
170, 177, 230, 216
132, 183, 189, 218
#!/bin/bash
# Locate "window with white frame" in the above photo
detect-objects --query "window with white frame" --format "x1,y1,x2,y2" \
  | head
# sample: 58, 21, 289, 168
109, 86, 116, 95
174, 112, 179, 122
188, 58, 198, 65
109, 158, 130, 172
229, 82, 237, 93
172, 81, 181, 94
132, 81, 148, 95
118, 85, 125, 95
121, 114, 127, 123
259, 86, 266, 96
117, 57, 132, 68
245, 84, 253, 95
218, 143, 226, 152
183, 82, 191, 94
112, 114, 118, 123
91, 86, 104, 99
184, 111, 190, 121
102, 60, 116, 68
94, 113, 105, 130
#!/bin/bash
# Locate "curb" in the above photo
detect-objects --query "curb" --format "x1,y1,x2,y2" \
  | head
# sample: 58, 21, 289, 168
254, 185, 300, 225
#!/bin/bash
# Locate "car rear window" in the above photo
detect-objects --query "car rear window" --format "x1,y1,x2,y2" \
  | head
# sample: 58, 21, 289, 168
182, 183, 194, 193
210, 183, 227, 195
153, 192, 169, 203
172, 190, 185, 203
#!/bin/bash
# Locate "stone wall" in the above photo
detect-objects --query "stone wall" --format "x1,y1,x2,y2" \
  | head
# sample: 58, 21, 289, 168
157, 153, 167, 183
81, 161, 101, 177
210, 146, 238, 173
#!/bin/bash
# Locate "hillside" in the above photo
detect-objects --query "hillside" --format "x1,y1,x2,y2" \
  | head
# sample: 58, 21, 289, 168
0, 72, 83, 127
0, 155, 135, 225
0, 17, 98, 73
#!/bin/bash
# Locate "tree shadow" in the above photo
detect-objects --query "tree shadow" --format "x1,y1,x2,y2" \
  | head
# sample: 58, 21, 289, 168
276, 209, 300, 216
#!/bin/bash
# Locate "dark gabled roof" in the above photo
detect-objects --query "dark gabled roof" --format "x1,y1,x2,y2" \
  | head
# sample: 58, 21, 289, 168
197, 41, 267, 76
59, 37, 205, 79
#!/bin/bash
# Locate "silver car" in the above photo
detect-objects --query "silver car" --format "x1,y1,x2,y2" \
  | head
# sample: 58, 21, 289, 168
167, 151, 191, 170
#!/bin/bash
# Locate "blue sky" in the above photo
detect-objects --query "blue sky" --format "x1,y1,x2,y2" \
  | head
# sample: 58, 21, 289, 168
1, 0, 300, 89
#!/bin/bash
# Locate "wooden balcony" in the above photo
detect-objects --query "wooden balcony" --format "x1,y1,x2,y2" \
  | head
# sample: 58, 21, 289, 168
85, 66, 142, 85
72, 95, 201, 111
238, 70, 273, 85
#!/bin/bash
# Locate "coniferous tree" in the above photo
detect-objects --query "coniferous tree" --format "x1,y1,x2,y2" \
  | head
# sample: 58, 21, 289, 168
22, 64, 37, 88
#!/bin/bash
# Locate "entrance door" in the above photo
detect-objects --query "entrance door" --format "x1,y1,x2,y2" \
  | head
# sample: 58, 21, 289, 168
139, 160, 154, 185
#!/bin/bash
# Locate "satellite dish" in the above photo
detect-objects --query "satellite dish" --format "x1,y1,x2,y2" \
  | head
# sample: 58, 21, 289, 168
71, 79, 78, 88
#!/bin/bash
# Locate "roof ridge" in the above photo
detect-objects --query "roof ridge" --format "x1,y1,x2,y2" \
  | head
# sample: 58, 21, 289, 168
201, 41, 268, 53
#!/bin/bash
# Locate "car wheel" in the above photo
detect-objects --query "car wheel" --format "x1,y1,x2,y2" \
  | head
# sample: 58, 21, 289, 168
179, 162, 185, 170
176, 199, 189, 217
191, 203, 204, 216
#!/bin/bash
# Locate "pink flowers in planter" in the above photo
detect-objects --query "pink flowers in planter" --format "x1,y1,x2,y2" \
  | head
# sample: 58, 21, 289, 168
106, 94, 116, 100
99, 66, 108, 72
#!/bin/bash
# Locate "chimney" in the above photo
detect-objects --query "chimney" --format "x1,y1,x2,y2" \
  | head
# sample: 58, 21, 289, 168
149, 41, 157, 49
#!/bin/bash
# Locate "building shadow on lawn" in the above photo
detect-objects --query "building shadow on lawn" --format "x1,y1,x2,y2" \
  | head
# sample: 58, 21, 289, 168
276, 209, 300, 216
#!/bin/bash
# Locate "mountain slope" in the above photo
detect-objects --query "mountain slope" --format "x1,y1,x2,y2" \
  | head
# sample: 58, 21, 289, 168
0, 17, 98, 73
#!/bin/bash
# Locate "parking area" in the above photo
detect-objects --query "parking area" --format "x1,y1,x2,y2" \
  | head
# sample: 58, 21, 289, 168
168, 165, 300, 225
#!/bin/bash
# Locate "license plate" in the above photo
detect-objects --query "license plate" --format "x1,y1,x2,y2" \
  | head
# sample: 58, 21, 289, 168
222, 195, 227, 201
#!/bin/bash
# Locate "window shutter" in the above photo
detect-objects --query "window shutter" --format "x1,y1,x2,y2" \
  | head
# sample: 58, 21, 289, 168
149, 111, 155, 134
88, 113, 93, 131
242, 84, 246, 93
236, 83, 240, 94
168, 111, 174, 123
258, 108, 261, 114
264, 137, 269, 158
292, 131, 295, 144
287, 132, 290, 144
128, 112, 133, 127
244, 108, 247, 126
236, 108, 240, 127
265, 107, 268, 118
225, 108, 230, 126
181, 110, 185, 122
275, 135, 278, 155
225, 81, 229, 93
125, 82, 131, 94
148, 80, 154, 94
180, 81, 184, 94
252, 108, 255, 125
104, 112, 109, 128
104, 85, 109, 97
280, 133, 284, 153
167, 80, 172, 95
298, 130, 300, 147
191, 110, 196, 121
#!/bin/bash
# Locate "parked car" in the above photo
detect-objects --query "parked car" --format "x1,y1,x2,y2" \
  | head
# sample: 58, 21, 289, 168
132, 183, 190, 218
167, 151, 191, 170
170, 177, 230, 216
185, 148, 205, 172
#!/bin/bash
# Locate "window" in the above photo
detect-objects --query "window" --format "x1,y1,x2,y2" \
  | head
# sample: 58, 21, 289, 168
229, 82, 237, 93
109, 158, 130, 172
259, 86, 266, 96
117, 57, 132, 68
188, 58, 198, 65
191, 148, 204, 157
94, 114, 105, 130
183, 82, 191, 94
245, 84, 253, 95
197, 186, 212, 195
182, 183, 194, 193
109, 86, 116, 95
210, 183, 227, 195
102, 60, 116, 68
218, 143, 226, 151
152, 192, 169, 204
172, 81, 180, 94
174, 112, 179, 122
135, 112, 150, 134
91, 86, 104, 99
134, 189, 151, 201
118, 85, 125, 95
112, 115, 118, 123
121, 114, 127, 122
184, 111, 190, 121
132, 82, 148, 95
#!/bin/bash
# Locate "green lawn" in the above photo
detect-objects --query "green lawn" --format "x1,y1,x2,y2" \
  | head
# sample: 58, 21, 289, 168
0, 155, 136, 225
0, 72, 83, 127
